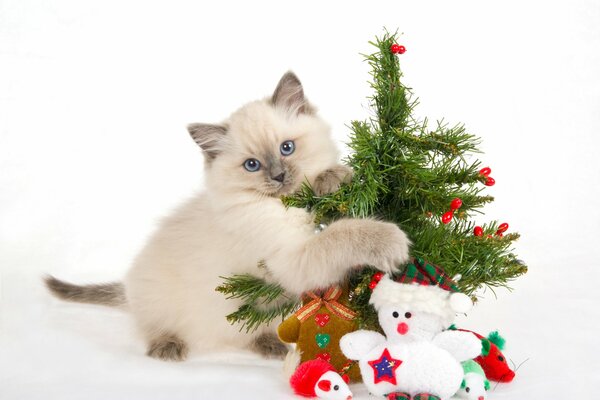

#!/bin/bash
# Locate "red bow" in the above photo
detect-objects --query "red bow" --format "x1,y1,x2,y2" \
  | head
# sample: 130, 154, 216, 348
295, 286, 356, 322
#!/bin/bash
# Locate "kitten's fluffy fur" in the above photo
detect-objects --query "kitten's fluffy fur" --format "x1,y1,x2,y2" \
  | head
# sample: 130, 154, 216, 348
46, 73, 410, 361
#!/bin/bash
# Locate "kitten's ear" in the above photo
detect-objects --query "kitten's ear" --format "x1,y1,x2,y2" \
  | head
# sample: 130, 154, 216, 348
187, 123, 227, 160
271, 71, 313, 115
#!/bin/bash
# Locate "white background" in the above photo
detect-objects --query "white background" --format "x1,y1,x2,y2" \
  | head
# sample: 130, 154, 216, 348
1, 0, 599, 398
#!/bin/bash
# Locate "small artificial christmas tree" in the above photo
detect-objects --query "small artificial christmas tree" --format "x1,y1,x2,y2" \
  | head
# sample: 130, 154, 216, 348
216, 30, 527, 332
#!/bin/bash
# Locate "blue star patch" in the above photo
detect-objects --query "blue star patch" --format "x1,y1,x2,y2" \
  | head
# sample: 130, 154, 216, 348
367, 348, 402, 385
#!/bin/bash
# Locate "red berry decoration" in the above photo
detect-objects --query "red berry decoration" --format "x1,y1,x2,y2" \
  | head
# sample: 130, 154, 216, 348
390, 44, 406, 54
497, 222, 509, 233
496, 232, 504, 238
474, 226, 483, 236
442, 211, 454, 224
479, 167, 492, 176
479, 167, 495, 186
450, 198, 463, 210
368, 271, 385, 290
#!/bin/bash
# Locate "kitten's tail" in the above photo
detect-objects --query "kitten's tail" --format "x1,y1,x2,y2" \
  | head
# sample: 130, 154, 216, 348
44, 275, 127, 308
283, 348, 302, 380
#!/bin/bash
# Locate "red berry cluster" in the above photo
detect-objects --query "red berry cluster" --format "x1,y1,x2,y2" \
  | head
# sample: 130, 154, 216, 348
479, 167, 495, 186
473, 222, 509, 237
390, 43, 406, 54
368, 272, 385, 290
495, 222, 509, 237
442, 198, 463, 224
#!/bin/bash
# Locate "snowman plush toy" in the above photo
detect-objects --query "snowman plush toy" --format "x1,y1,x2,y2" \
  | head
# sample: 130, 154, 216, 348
340, 259, 482, 400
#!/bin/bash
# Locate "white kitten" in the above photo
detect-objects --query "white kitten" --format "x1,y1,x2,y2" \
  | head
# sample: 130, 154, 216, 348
46, 72, 411, 361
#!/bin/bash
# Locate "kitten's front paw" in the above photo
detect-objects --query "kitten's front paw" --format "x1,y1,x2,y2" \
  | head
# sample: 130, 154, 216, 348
313, 165, 354, 196
251, 332, 289, 359
366, 222, 411, 274
146, 334, 189, 362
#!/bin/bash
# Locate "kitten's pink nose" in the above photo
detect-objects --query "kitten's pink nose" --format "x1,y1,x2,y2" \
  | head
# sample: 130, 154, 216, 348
346, 396, 352, 400
478, 397, 484, 400
272, 172, 285, 182
397, 322, 409, 335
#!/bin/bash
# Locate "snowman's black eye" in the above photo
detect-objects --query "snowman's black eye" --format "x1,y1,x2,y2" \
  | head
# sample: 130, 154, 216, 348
392, 311, 399, 318
405, 312, 412, 319
498, 355, 505, 362
466, 387, 470, 393
333, 385, 339, 391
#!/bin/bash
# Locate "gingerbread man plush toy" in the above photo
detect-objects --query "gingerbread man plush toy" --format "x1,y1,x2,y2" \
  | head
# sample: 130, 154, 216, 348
278, 286, 361, 382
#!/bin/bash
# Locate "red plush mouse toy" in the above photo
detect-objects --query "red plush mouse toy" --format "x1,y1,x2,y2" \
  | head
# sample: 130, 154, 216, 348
453, 328, 515, 382
290, 359, 353, 400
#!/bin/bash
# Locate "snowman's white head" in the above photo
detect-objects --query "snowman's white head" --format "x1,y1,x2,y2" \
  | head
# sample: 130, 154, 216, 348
376, 303, 445, 342
369, 275, 473, 340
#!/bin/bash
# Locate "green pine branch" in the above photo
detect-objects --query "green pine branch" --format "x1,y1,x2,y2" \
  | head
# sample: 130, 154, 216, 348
216, 273, 299, 333
216, 272, 287, 304
223, 300, 299, 334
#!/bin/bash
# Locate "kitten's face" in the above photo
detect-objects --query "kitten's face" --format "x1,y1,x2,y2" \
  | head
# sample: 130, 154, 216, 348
188, 73, 338, 197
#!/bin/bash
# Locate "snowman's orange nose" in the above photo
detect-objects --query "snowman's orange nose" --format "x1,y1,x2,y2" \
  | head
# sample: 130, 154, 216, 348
397, 322, 409, 335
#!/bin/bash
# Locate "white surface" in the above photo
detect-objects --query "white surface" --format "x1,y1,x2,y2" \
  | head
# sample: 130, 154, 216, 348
1, 0, 599, 398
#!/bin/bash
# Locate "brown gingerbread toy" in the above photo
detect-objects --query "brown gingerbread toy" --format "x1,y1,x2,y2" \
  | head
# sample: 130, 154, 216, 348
278, 285, 361, 382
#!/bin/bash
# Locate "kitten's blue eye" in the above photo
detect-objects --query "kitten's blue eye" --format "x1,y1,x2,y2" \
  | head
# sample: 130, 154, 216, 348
243, 158, 261, 172
280, 140, 295, 156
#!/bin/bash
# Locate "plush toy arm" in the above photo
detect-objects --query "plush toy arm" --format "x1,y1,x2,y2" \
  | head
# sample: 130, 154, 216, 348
339, 330, 386, 360
278, 316, 301, 344
433, 330, 482, 361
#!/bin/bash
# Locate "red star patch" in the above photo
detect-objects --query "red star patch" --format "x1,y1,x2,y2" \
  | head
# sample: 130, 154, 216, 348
367, 348, 402, 385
